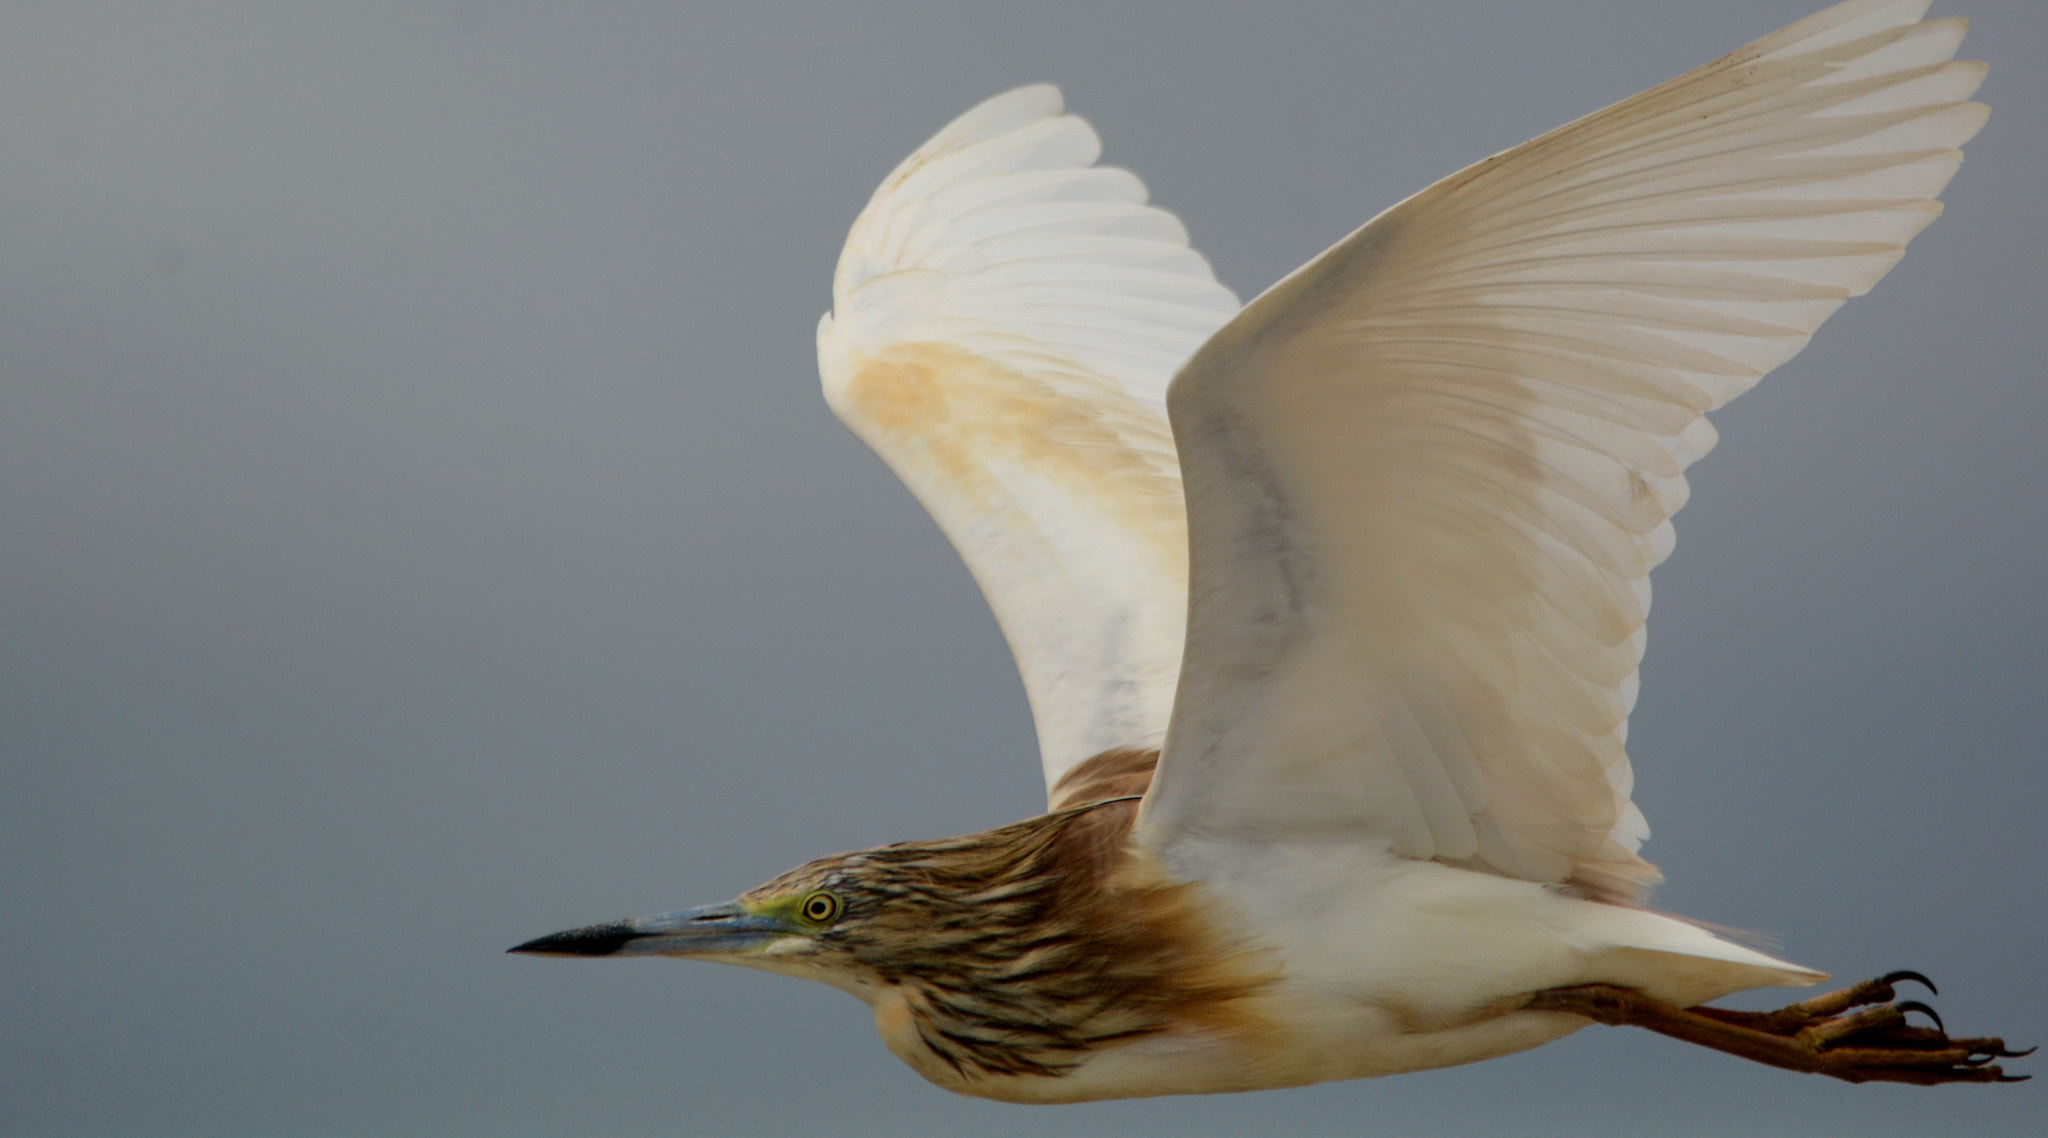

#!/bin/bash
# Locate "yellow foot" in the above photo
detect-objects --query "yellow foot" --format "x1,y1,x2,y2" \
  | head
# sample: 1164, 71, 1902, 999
1527, 972, 2032, 1085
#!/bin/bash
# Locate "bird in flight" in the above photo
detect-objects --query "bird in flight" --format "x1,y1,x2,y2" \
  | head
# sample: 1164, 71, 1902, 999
513, 0, 2027, 1099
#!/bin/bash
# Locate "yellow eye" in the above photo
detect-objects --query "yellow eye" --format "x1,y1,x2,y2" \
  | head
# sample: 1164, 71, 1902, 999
800, 891, 842, 924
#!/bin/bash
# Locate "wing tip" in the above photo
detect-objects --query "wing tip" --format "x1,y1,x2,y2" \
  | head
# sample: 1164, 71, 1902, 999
1754, 0, 1937, 62
926, 83, 1069, 153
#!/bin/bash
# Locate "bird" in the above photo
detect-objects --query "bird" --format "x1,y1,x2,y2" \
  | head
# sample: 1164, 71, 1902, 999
511, 0, 2027, 1100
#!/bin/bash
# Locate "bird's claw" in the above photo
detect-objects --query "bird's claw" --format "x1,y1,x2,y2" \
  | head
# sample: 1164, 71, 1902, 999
1894, 1000, 1944, 1034
1528, 974, 2031, 1085
1718, 972, 2033, 1085
1881, 969, 1938, 996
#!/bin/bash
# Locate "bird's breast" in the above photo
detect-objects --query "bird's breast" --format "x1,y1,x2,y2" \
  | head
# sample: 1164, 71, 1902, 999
868, 981, 1296, 1103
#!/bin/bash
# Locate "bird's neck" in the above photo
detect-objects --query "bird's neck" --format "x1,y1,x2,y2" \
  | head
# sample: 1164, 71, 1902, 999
855, 793, 1277, 1088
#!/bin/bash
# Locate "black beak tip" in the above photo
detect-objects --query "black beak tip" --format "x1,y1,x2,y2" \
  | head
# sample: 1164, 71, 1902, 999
507, 921, 638, 957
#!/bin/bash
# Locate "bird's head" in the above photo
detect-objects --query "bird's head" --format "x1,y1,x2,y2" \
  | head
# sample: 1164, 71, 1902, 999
507, 848, 907, 999
509, 800, 1149, 986
510, 800, 1271, 1082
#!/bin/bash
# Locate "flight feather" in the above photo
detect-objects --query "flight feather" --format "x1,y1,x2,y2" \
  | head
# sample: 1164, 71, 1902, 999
1137, 0, 1986, 901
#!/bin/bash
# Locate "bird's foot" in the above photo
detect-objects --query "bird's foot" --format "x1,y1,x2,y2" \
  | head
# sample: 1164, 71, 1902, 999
1526, 973, 2032, 1085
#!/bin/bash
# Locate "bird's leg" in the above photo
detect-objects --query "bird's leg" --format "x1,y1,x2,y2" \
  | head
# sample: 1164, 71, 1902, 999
1525, 972, 2031, 1085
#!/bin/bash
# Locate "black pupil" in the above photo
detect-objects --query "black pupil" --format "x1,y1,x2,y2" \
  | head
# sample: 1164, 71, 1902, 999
808, 897, 832, 919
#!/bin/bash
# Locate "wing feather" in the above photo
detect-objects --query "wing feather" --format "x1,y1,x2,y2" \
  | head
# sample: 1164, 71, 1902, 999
1138, 0, 1986, 900
818, 86, 1240, 795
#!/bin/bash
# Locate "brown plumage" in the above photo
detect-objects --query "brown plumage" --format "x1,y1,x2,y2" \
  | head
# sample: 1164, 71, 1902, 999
1046, 746, 1161, 811
737, 763, 1273, 1081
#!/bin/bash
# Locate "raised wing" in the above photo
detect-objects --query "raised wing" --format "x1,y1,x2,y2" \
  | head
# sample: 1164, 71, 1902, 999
1138, 0, 1986, 901
818, 86, 1240, 797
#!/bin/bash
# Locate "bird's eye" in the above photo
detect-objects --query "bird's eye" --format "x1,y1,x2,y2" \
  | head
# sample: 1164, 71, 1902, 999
799, 891, 842, 924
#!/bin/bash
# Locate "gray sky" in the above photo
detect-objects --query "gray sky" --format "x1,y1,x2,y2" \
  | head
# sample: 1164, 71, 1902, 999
2, 2, 2043, 1135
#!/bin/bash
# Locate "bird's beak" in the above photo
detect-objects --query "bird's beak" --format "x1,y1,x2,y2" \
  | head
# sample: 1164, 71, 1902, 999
508, 902, 794, 959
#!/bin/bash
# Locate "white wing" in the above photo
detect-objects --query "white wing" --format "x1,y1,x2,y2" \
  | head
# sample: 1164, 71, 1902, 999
818, 86, 1240, 797
1138, 0, 1987, 901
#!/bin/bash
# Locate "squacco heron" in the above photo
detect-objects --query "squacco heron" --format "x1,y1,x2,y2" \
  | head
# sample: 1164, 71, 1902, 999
513, 0, 2028, 1100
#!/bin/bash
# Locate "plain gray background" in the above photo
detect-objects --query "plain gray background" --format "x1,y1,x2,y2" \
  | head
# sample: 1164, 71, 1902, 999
3, 2, 2042, 1136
